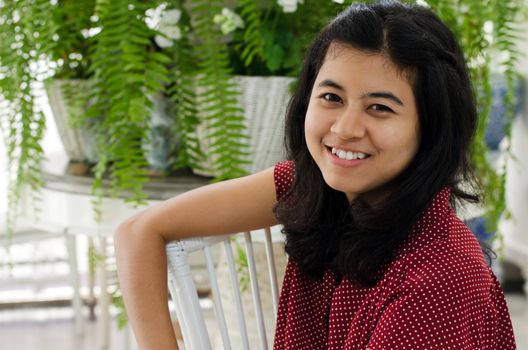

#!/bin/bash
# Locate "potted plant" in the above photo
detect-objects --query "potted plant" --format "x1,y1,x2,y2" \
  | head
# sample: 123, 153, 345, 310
0, 0, 525, 238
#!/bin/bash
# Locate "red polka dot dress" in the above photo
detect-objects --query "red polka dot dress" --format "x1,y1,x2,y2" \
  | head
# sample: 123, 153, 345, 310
273, 161, 516, 350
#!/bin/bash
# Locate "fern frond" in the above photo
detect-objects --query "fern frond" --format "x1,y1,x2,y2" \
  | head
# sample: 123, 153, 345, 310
0, 0, 59, 236
87, 0, 171, 216
236, 0, 265, 67
189, 0, 250, 180
167, 34, 205, 171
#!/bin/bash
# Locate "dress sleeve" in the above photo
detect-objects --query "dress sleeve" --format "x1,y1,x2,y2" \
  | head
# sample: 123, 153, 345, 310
367, 261, 516, 350
274, 160, 295, 201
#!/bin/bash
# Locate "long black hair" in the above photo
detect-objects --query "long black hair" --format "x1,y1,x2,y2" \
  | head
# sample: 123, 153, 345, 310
274, 1, 480, 286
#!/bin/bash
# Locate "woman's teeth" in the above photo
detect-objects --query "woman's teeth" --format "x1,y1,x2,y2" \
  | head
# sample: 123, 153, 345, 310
331, 147, 368, 160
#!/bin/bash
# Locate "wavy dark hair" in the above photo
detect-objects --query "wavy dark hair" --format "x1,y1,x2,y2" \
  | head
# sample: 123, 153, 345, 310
274, 1, 481, 286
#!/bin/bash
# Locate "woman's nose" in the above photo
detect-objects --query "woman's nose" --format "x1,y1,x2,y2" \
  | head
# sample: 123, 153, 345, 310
330, 107, 366, 140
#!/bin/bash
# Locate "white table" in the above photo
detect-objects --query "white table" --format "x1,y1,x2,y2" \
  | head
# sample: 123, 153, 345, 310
20, 159, 209, 350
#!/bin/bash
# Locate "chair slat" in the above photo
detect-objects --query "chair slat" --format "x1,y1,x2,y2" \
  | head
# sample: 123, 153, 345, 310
224, 239, 250, 349
204, 245, 232, 350
263, 227, 279, 318
166, 241, 212, 350
244, 232, 268, 350
166, 228, 281, 350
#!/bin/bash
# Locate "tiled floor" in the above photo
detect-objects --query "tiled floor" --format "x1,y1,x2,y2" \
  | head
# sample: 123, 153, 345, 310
0, 292, 526, 350
508, 293, 528, 350
0, 307, 131, 350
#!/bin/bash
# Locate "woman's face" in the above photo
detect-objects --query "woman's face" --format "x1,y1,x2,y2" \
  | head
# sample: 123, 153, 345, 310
304, 44, 419, 203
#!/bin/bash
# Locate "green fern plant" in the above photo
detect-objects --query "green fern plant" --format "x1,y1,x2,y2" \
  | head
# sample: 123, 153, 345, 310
57, 80, 95, 129
166, 27, 206, 172
427, 0, 524, 240
0, 0, 57, 236
191, 0, 250, 180
490, 0, 524, 225
0, 0, 525, 242
86, 0, 172, 219
51, 0, 96, 79
236, 0, 265, 67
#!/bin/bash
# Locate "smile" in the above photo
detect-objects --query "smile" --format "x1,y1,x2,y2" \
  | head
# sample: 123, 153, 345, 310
331, 147, 370, 160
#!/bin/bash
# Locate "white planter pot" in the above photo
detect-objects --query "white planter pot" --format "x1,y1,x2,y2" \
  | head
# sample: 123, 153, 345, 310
45, 79, 99, 164
194, 75, 294, 177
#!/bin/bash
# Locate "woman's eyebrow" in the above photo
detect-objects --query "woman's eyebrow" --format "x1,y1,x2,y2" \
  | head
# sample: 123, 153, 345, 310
317, 79, 344, 91
363, 91, 404, 106
317, 80, 404, 106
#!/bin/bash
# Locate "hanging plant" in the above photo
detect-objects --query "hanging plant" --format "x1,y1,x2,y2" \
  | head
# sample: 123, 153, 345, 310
0, 0, 58, 236
0, 0, 525, 241
189, 0, 251, 180
86, 0, 173, 219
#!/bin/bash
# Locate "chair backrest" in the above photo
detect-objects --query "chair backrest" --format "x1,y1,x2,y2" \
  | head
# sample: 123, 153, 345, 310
166, 226, 285, 350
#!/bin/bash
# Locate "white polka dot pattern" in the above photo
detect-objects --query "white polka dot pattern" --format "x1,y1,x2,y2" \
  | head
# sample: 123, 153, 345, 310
273, 161, 516, 350
274, 160, 295, 201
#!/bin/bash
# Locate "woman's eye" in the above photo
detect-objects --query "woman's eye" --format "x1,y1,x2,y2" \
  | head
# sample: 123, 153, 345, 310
370, 104, 394, 113
320, 93, 342, 103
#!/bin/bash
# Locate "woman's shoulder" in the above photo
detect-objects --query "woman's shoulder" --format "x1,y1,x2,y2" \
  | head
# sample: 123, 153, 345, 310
369, 222, 515, 350
389, 216, 496, 295
274, 160, 295, 178
274, 160, 295, 200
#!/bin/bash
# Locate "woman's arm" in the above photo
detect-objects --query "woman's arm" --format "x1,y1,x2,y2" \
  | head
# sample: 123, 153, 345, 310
114, 167, 278, 350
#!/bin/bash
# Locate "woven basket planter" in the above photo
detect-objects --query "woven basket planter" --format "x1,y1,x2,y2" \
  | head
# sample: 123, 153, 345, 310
193, 75, 294, 177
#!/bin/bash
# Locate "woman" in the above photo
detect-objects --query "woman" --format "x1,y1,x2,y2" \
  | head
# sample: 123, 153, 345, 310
115, 1, 516, 349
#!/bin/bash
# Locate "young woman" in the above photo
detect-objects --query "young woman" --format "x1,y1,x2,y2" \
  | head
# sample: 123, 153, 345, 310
115, 1, 516, 349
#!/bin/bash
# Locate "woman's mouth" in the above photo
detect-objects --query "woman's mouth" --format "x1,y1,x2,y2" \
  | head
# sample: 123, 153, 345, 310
330, 147, 371, 161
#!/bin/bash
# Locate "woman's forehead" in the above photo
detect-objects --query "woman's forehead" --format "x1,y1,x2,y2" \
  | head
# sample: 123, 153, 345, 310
320, 42, 415, 86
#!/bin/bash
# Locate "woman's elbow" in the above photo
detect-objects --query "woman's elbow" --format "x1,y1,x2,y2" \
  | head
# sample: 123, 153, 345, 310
114, 212, 167, 255
114, 214, 150, 254
115, 215, 136, 242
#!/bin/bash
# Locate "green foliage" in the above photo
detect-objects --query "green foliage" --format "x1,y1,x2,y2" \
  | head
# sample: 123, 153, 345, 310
233, 238, 250, 292
51, 0, 96, 79
166, 28, 206, 172
191, 0, 250, 180
110, 288, 128, 330
488, 0, 525, 235
236, 0, 265, 67
86, 0, 171, 215
88, 241, 104, 276
53, 79, 95, 128
427, 0, 524, 239
0, 0, 525, 241
0, 0, 56, 236
231, 0, 349, 76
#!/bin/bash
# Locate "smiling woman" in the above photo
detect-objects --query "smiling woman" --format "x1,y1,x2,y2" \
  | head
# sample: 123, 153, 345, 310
272, 1, 516, 348
114, 1, 517, 350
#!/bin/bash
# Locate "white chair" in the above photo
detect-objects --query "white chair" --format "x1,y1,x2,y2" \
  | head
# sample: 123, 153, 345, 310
166, 226, 286, 350
0, 221, 84, 335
